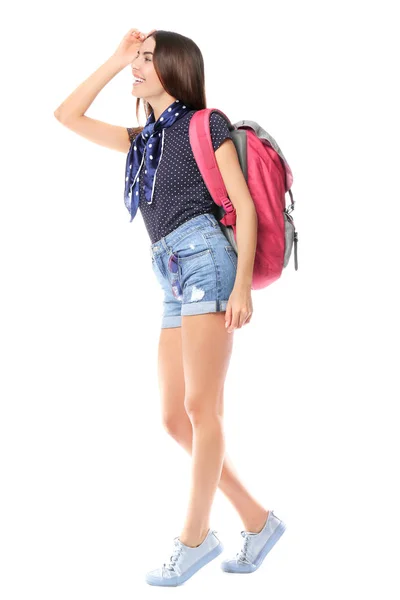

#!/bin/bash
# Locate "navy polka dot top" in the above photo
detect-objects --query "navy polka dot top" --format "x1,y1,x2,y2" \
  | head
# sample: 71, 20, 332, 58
126, 110, 233, 244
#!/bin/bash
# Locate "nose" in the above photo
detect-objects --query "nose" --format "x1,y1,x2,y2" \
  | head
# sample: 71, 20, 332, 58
131, 53, 140, 68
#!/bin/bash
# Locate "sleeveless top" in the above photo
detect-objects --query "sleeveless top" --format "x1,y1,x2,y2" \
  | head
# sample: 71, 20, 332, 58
126, 109, 233, 243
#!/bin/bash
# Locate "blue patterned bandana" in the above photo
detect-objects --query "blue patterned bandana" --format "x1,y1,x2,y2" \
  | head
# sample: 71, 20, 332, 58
124, 99, 193, 222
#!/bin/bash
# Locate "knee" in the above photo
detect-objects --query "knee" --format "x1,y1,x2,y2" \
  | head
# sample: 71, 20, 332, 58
184, 396, 221, 425
162, 410, 188, 439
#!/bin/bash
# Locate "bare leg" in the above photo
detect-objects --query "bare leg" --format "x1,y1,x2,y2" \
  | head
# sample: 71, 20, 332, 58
162, 314, 268, 547
158, 325, 269, 546
165, 398, 269, 538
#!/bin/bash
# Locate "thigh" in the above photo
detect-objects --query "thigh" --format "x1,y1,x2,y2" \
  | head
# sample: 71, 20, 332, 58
181, 312, 234, 415
157, 327, 186, 418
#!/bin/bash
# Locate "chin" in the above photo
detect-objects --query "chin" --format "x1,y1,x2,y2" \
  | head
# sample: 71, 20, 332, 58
131, 90, 148, 100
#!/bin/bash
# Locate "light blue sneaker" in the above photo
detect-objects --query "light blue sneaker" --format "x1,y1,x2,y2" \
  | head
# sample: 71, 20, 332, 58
221, 509, 286, 573
145, 529, 224, 586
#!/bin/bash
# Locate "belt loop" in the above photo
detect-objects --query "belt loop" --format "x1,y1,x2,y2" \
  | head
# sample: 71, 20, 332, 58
205, 213, 218, 228
161, 237, 172, 255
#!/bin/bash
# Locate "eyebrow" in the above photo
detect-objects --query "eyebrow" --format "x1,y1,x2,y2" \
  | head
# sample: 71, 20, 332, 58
137, 51, 153, 55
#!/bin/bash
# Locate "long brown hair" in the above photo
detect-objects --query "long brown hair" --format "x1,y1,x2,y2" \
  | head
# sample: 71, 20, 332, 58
129, 30, 207, 137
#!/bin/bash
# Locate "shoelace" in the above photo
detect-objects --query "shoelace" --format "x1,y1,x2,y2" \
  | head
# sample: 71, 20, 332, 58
236, 531, 254, 565
162, 538, 183, 574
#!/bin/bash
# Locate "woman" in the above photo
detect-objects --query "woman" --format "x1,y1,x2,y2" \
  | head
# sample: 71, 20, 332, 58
54, 28, 286, 587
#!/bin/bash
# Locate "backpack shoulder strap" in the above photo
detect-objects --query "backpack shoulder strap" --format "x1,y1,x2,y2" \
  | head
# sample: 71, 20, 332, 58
189, 108, 237, 226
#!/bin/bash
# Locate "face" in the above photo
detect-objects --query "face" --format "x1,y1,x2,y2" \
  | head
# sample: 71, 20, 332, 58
131, 36, 162, 98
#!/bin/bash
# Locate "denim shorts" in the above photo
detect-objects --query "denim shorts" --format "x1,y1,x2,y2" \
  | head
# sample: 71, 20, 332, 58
149, 213, 238, 328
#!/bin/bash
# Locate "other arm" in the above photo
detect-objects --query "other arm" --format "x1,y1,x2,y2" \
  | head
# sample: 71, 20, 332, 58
214, 139, 258, 289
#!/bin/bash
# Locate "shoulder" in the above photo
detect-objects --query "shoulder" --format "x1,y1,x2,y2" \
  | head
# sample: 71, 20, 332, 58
210, 110, 230, 125
208, 110, 233, 151
181, 108, 233, 152
189, 109, 232, 134
189, 109, 230, 125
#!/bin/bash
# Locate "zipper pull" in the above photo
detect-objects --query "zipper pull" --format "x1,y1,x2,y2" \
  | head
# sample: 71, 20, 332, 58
293, 231, 298, 270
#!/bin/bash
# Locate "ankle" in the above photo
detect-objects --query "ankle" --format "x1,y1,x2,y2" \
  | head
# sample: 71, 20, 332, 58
243, 509, 270, 533
179, 527, 210, 548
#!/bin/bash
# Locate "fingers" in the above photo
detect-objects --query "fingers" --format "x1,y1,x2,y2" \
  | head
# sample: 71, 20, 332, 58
128, 28, 156, 40
226, 313, 239, 333
243, 313, 252, 326
128, 29, 145, 41
225, 306, 232, 329
228, 311, 253, 331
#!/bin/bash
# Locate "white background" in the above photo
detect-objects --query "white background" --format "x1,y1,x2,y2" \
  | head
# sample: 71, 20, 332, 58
1, 1, 399, 598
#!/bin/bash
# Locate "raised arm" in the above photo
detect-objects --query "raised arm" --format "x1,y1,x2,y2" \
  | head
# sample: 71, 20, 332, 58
54, 28, 153, 153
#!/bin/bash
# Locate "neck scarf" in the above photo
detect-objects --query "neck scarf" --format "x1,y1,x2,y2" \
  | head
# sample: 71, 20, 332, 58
124, 99, 193, 222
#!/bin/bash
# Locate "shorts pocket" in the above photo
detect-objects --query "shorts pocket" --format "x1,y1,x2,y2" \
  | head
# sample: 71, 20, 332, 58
224, 245, 238, 269
178, 248, 215, 301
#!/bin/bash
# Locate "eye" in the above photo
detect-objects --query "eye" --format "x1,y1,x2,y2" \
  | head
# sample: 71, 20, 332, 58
135, 51, 152, 62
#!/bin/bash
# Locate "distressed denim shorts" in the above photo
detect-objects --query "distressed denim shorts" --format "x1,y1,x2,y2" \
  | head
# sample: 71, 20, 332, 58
149, 213, 238, 328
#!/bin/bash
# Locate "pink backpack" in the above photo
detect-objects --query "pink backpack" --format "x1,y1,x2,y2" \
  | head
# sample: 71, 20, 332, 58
189, 108, 298, 290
